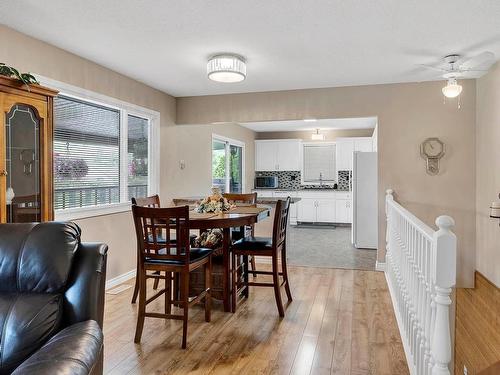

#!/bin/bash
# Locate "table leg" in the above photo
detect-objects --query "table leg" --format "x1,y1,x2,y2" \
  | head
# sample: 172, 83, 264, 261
222, 227, 231, 312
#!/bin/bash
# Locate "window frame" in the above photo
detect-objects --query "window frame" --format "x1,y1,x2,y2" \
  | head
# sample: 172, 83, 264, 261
37, 75, 160, 220
211, 134, 246, 194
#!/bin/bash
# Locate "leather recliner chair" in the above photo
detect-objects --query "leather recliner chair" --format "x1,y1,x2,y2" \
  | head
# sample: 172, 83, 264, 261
0, 222, 108, 375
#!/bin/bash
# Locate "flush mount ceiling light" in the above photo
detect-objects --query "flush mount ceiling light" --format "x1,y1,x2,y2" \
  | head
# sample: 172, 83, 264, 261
442, 78, 463, 98
311, 129, 325, 141
207, 54, 246, 83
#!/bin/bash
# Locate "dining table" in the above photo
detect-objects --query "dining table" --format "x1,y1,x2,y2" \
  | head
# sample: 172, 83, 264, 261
180, 204, 271, 312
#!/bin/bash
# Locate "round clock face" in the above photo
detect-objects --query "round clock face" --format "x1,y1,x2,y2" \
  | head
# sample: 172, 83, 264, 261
422, 138, 444, 158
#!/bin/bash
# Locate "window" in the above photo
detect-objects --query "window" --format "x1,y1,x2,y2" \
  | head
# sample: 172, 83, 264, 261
127, 115, 149, 200
54, 96, 121, 210
43, 76, 160, 220
211, 135, 245, 193
303, 143, 336, 183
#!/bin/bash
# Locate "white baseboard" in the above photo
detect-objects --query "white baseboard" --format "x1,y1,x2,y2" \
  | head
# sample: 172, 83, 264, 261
375, 261, 386, 272
106, 269, 136, 290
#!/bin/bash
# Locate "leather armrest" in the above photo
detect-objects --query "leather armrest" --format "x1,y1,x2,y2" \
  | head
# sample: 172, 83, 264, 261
64, 242, 108, 328
11, 320, 103, 375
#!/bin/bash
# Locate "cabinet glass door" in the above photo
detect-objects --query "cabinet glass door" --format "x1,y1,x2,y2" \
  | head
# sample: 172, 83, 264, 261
5, 104, 41, 223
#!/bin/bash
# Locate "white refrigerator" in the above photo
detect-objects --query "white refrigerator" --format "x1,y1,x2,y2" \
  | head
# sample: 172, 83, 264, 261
351, 151, 378, 249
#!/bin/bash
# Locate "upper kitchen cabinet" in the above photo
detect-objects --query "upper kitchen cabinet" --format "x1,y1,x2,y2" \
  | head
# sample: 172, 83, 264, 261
335, 137, 373, 171
354, 138, 373, 152
255, 139, 301, 171
335, 139, 354, 171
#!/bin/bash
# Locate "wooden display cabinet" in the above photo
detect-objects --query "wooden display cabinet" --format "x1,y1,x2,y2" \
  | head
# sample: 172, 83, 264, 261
0, 77, 58, 223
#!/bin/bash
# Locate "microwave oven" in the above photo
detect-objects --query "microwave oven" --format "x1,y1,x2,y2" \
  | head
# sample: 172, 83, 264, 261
255, 175, 279, 189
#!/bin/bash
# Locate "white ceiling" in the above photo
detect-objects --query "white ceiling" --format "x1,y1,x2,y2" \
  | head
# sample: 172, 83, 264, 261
241, 117, 377, 132
1, 1, 500, 97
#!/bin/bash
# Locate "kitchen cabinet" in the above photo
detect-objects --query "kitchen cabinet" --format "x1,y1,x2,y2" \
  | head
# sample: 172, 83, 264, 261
335, 140, 354, 171
316, 199, 336, 223
354, 138, 373, 152
335, 137, 373, 171
255, 140, 301, 171
335, 199, 352, 223
255, 141, 277, 171
297, 198, 316, 222
296, 190, 351, 224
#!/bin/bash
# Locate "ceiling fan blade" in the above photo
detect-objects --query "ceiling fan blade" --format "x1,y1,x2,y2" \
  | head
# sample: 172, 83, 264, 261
459, 51, 495, 70
416, 64, 448, 72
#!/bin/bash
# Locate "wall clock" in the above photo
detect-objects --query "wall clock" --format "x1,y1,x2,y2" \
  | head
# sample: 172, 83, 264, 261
420, 137, 445, 175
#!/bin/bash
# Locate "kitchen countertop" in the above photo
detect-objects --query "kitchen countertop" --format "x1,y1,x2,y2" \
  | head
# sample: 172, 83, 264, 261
254, 188, 351, 192
173, 196, 302, 205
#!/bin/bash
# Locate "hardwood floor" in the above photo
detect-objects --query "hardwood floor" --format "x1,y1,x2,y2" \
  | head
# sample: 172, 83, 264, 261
103, 265, 408, 375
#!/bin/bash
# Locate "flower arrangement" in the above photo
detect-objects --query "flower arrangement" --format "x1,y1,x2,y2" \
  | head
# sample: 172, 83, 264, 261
193, 229, 223, 254
195, 187, 234, 213
54, 156, 89, 179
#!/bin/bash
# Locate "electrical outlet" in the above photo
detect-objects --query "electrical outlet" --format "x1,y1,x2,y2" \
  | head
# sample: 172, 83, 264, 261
463, 365, 468, 375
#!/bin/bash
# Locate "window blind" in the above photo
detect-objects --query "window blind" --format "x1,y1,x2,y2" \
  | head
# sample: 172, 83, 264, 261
127, 115, 149, 200
303, 144, 336, 182
53, 96, 120, 210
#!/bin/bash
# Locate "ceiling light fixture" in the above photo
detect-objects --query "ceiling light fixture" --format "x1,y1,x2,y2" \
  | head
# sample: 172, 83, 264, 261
304, 118, 317, 122
207, 54, 246, 83
442, 78, 463, 98
311, 129, 325, 141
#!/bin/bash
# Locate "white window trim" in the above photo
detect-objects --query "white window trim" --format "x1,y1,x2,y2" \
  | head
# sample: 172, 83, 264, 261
211, 134, 246, 193
36, 75, 160, 221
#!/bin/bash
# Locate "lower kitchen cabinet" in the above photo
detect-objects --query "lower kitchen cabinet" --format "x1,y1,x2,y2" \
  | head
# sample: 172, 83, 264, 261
316, 199, 336, 223
335, 199, 352, 223
297, 197, 336, 223
297, 198, 316, 222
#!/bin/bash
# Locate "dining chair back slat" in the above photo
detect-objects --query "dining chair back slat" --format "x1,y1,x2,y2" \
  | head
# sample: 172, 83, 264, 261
132, 205, 191, 265
272, 197, 291, 249
222, 192, 257, 206
131, 194, 161, 208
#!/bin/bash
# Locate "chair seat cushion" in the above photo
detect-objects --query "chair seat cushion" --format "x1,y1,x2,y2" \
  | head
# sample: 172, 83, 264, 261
232, 236, 273, 251
11, 320, 103, 375
145, 248, 213, 265
0, 293, 62, 374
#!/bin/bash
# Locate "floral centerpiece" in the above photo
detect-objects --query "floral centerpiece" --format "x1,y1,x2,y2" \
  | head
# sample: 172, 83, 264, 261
195, 187, 234, 213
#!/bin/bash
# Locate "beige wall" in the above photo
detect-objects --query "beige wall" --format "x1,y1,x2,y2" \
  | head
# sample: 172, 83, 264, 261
0, 25, 255, 281
255, 128, 374, 141
178, 81, 477, 287
163, 123, 255, 198
475, 62, 500, 287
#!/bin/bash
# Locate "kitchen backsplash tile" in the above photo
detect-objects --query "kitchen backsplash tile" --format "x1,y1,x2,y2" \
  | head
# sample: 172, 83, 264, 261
255, 170, 351, 191
256, 171, 301, 189
337, 170, 351, 190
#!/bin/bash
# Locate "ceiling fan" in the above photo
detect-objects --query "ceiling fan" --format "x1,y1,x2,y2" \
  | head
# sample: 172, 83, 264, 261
419, 52, 496, 98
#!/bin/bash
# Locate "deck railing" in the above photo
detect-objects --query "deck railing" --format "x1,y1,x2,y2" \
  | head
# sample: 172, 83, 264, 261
54, 184, 147, 209
385, 189, 457, 375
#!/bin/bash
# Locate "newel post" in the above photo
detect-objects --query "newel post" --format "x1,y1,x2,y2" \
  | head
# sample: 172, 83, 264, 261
431, 215, 457, 375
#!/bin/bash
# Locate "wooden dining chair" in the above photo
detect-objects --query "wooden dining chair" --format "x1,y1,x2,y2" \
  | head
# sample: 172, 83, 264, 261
132, 205, 213, 349
230, 197, 292, 316
223, 192, 258, 277
131, 195, 161, 304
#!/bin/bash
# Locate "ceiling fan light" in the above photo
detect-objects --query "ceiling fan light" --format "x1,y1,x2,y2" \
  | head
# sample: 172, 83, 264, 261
207, 54, 246, 83
442, 79, 463, 98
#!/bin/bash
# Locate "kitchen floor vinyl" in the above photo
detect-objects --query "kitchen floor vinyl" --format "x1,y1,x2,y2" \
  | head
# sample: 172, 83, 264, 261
285, 225, 377, 271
